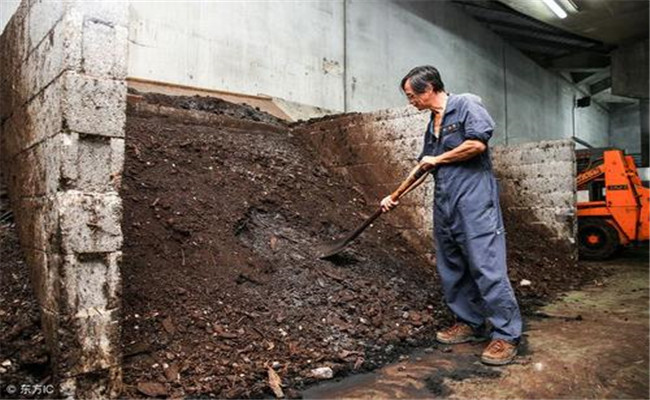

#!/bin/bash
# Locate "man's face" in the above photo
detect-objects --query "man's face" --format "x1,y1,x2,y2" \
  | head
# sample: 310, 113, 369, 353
404, 79, 433, 110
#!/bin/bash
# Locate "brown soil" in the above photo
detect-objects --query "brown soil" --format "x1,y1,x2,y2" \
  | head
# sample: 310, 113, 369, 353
0, 202, 52, 398
119, 93, 603, 398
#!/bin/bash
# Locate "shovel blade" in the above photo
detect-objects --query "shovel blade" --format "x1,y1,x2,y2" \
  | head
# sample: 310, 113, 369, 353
316, 237, 350, 259
316, 208, 383, 260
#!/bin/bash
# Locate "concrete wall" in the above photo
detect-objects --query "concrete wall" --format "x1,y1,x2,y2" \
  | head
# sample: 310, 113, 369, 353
295, 106, 577, 255
124, 0, 610, 148
0, 1, 127, 396
128, 1, 345, 111
345, 1, 609, 148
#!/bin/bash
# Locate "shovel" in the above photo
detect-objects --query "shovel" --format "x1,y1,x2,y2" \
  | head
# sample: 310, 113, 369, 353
316, 166, 430, 259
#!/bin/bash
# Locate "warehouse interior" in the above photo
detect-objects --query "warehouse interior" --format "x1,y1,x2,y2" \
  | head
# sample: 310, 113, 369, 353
0, 0, 648, 398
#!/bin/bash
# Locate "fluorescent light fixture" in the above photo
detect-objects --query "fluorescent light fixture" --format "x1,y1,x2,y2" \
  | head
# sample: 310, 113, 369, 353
542, 0, 568, 19
565, 0, 580, 12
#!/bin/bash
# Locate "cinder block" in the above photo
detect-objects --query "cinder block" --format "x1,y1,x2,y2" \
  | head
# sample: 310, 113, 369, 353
26, 77, 65, 147
59, 132, 79, 188
7, 136, 64, 197
39, 308, 61, 368
58, 133, 124, 192
0, 73, 29, 121
81, 19, 128, 78
40, 277, 122, 399
109, 138, 125, 190
24, 9, 82, 100
0, 18, 28, 120
14, 196, 60, 253
1, 2, 29, 63
58, 191, 123, 254
3, 79, 65, 160
1, 107, 28, 161
76, 135, 114, 191
27, 0, 66, 51
22, 249, 61, 313
60, 252, 121, 315
62, 73, 126, 137
72, 0, 129, 27
51, 307, 121, 377
60, 366, 122, 399
72, 308, 121, 375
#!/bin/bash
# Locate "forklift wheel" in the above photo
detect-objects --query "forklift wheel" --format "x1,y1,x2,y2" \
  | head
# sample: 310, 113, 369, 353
578, 218, 621, 260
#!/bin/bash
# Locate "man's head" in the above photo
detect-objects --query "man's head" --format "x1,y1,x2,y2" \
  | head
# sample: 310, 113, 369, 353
401, 65, 445, 110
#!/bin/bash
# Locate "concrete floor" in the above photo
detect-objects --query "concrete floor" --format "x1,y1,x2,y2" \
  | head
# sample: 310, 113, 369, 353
303, 249, 649, 399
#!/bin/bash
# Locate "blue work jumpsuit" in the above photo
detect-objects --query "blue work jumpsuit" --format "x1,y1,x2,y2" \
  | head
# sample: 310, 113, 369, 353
419, 93, 522, 342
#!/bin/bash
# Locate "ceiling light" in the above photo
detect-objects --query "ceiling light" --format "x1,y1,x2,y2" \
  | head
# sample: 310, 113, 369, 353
542, 0, 568, 19
565, 0, 580, 12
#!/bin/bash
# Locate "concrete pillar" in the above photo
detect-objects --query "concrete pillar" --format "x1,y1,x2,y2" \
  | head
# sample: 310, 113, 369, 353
0, 1, 127, 397
612, 39, 649, 99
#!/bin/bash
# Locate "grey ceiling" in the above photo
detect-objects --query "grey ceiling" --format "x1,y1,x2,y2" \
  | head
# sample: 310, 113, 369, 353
452, 0, 649, 107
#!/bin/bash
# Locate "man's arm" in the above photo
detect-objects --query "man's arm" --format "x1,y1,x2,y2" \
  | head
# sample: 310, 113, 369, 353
381, 140, 485, 212
380, 164, 430, 212
419, 139, 486, 169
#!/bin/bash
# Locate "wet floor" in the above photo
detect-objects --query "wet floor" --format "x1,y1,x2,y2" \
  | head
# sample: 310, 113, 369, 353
303, 249, 649, 399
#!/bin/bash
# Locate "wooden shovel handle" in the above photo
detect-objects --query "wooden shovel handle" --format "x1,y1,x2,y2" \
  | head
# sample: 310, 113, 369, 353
389, 166, 429, 202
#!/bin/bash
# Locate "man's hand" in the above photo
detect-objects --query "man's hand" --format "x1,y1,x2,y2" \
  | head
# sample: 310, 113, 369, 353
419, 156, 439, 170
380, 195, 399, 213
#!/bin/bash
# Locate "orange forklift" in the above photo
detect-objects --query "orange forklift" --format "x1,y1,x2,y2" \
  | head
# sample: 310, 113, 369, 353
576, 149, 649, 260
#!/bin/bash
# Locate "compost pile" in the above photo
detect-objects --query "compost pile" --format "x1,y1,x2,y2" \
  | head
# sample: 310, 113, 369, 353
121, 92, 447, 398
120, 92, 602, 398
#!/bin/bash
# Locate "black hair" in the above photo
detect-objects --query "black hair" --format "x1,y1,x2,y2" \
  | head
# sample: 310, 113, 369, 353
400, 65, 445, 94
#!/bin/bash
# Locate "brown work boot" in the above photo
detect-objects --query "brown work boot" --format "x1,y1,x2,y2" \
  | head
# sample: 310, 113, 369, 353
435, 322, 484, 344
481, 339, 518, 366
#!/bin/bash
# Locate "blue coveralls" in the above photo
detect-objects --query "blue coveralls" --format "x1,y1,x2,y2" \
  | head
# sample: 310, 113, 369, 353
419, 93, 522, 342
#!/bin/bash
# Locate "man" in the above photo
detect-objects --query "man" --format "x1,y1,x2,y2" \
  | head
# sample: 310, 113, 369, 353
381, 65, 521, 366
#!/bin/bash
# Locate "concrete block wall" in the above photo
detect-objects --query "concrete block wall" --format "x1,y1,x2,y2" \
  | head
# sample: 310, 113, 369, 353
0, 1, 127, 397
491, 140, 576, 244
295, 107, 576, 255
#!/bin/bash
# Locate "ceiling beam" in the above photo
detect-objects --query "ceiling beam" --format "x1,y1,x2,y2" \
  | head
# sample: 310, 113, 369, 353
590, 77, 612, 95
498, 32, 598, 53
487, 24, 599, 48
576, 69, 611, 87
570, 72, 595, 84
508, 40, 570, 57
546, 51, 611, 71
457, 3, 563, 33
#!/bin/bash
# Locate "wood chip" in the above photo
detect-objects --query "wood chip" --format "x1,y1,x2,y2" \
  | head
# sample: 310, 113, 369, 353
164, 363, 180, 382
162, 317, 176, 334
267, 367, 284, 398
270, 235, 279, 251
137, 381, 168, 397
321, 269, 344, 282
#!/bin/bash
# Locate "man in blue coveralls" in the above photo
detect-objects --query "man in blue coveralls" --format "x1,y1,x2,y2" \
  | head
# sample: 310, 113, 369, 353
381, 65, 522, 366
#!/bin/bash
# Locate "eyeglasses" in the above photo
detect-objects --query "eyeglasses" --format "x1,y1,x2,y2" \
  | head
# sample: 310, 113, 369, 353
405, 92, 422, 101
